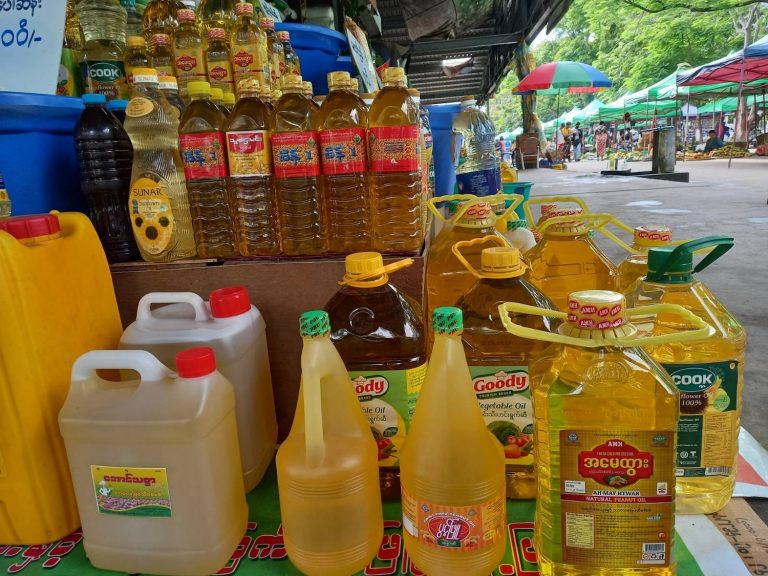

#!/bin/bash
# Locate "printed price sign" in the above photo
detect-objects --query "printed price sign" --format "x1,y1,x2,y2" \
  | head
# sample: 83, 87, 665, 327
260, 0, 282, 23
345, 26, 380, 93
0, 0, 66, 94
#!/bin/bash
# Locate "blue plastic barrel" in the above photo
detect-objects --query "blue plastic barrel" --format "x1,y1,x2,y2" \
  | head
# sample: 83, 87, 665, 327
426, 103, 461, 197
0, 92, 86, 215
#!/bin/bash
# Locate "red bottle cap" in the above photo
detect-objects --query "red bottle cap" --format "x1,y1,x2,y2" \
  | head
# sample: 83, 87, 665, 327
0, 214, 60, 240
209, 286, 251, 318
176, 347, 216, 378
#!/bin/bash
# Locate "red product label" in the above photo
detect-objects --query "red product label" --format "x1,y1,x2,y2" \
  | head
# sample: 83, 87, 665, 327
320, 128, 367, 175
578, 439, 654, 488
209, 65, 230, 81
233, 51, 253, 68
271, 131, 321, 178
368, 126, 420, 173
175, 54, 197, 72
179, 132, 229, 179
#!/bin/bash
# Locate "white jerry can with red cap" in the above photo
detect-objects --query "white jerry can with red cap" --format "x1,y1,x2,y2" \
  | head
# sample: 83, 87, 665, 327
59, 348, 248, 576
119, 287, 276, 492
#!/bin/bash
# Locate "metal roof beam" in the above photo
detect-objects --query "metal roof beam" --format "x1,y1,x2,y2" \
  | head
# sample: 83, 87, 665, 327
410, 33, 521, 55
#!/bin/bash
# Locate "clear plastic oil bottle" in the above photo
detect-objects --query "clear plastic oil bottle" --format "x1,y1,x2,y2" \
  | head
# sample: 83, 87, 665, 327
618, 225, 673, 292
173, 8, 206, 102
205, 28, 236, 96
626, 237, 745, 515
500, 290, 714, 576
231, 2, 268, 94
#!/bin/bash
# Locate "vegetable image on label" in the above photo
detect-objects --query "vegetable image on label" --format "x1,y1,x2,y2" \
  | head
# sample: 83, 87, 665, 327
129, 176, 175, 255
91, 466, 172, 517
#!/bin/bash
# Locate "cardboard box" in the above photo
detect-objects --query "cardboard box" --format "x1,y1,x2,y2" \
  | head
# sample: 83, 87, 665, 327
111, 255, 425, 440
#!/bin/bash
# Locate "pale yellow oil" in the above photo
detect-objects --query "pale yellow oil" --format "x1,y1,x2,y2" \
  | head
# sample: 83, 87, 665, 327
618, 245, 651, 292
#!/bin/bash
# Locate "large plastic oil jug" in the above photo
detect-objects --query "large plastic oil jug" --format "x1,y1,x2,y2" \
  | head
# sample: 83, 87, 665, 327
0, 212, 122, 544
276, 311, 383, 576
59, 348, 248, 576
119, 287, 276, 492
626, 236, 745, 514
499, 290, 713, 576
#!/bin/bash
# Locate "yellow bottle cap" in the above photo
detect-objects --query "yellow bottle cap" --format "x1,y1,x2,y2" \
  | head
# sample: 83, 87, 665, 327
456, 201, 496, 228
566, 290, 629, 331
480, 247, 526, 277
158, 76, 178, 90
208, 27, 227, 41
281, 73, 302, 90
235, 2, 254, 16
152, 33, 171, 46
210, 87, 224, 102
546, 207, 586, 233
461, 95, 475, 102
345, 252, 384, 277
362, 92, 374, 100
188, 80, 212, 97
349, 78, 360, 92
634, 225, 672, 247
407, 88, 420, 97
272, 89, 282, 100
177, 8, 196, 22
237, 77, 260, 95
224, 91, 236, 105
132, 68, 159, 83
303, 81, 313, 95
382, 67, 406, 84
127, 35, 146, 48
327, 71, 350, 89
260, 17, 275, 28
340, 252, 414, 288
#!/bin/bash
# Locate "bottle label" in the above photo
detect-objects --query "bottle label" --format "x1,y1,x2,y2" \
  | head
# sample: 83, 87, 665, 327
232, 45, 267, 86
126, 97, 156, 118
456, 167, 502, 196
129, 176, 175, 256
369, 126, 420, 172
402, 488, 505, 550
226, 130, 272, 177
662, 360, 739, 477
469, 365, 533, 467
208, 61, 234, 84
320, 128, 367, 175
179, 133, 229, 180
559, 430, 674, 569
80, 60, 128, 100
91, 465, 171, 517
271, 131, 321, 178
174, 48, 206, 80
348, 364, 427, 467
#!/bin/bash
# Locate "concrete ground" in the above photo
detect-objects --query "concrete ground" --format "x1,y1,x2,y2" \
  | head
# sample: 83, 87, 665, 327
517, 156, 768, 517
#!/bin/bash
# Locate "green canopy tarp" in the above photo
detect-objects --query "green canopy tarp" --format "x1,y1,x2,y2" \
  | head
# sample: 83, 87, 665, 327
697, 94, 768, 114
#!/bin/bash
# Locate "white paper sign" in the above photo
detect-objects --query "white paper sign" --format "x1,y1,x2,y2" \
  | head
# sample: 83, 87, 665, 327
345, 28, 379, 93
0, 0, 67, 94
260, 0, 282, 23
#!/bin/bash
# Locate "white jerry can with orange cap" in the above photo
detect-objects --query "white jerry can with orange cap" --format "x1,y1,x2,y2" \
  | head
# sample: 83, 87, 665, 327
119, 287, 276, 492
0, 212, 122, 544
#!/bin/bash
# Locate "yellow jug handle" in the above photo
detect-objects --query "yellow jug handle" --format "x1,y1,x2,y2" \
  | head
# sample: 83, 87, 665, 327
523, 195, 590, 226
428, 193, 523, 226
497, 302, 714, 349
595, 216, 639, 254
451, 235, 510, 279
338, 258, 415, 287
302, 358, 326, 468
427, 194, 479, 225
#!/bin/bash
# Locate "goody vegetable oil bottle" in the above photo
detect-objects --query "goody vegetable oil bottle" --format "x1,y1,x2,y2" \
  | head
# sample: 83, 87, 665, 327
453, 238, 557, 499
277, 311, 383, 576
325, 253, 427, 500
618, 225, 673, 292
499, 290, 714, 576
319, 71, 370, 253
368, 67, 423, 253
400, 307, 506, 576
425, 194, 517, 336
626, 237, 745, 515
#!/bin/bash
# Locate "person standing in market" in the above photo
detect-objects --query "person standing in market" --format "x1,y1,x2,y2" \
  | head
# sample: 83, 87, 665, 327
595, 121, 609, 161
571, 122, 583, 162
716, 116, 727, 140
559, 122, 573, 161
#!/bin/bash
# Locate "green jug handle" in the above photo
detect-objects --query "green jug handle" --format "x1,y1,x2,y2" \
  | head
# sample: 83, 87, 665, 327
647, 236, 734, 282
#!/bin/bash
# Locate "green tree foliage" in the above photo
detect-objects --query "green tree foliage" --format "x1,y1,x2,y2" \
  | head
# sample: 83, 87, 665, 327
489, 0, 764, 132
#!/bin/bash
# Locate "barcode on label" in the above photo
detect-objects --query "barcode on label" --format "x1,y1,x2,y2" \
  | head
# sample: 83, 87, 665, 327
643, 543, 666, 553
705, 466, 730, 476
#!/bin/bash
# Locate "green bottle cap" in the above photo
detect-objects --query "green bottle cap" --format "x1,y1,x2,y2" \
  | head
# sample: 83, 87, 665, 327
299, 310, 330, 337
433, 307, 463, 334
646, 236, 734, 284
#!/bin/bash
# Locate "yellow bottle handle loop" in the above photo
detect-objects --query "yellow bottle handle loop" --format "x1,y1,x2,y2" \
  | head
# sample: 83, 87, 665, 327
497, 302, 714, 349
523, 195, 591, 227
338, 258, 415, 288
427, 193, 523, 227
594, 217, 638, 254
427, 194, 479, 225
451, 235, 510, 279
496, 193, 524, 221
537, 212, 612, 236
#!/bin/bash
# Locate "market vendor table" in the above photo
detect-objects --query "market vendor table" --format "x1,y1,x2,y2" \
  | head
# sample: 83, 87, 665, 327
2, 463, 766, 576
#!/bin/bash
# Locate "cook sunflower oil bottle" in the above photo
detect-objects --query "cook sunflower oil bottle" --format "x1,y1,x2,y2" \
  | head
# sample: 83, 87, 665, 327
319, 71, 370, 253
453, 95, 500, 196
618, 225, 673, 292
261, 17, 283, 90
400, 307, 506, 576
225, 78, 280, 256
324, 253, 427, 500
425, 194, 517, 335
77, 0, 130, 101
277, 311, 383, 576
453, 237, 557, 499
526, 207, 625, 310
150, 33, 175, 79
206, 28, 236, 95
278, 31, 301, 76
272, 73, 327, 255
626, 237, 745, 514
231, 2, 268, 94
124, 35, 150, 85
498, 290, 714, 576
178, 80, 238, 257
173, 8, 207, 101
368, 67, 423, 253
198, 0, 237, 38
125, 68, 196, 262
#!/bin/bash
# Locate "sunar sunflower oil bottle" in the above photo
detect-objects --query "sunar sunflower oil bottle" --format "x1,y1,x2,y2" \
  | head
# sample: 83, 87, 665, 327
400, 307, 506, 576
526, 207, 621, 310
626, 236, 745, 514
499, 290, 714, 576
618, 225, 673, 292
325, 253, 427, 500
453, 238, 557, 499
276, 311, 383, 576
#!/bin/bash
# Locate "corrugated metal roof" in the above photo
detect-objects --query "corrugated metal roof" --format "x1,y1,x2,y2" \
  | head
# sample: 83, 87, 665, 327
376, 0, 572, 103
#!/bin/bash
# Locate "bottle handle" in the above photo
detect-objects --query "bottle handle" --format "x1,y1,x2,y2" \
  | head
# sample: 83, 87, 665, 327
338, 258, 414, 287
427, 193, 522, 226
451, 235, 510, 279
646, 236, 734, 282
71, 350, 172, 383
427, 194, 479, 225
136, 292, 210, 322
523, 195, 590, 228
301, 350, 327, 468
